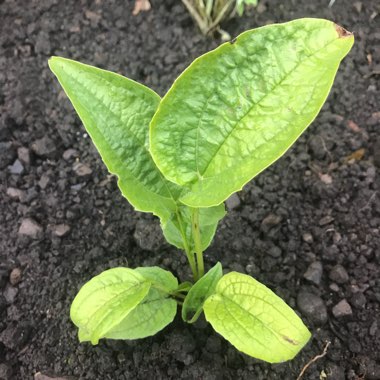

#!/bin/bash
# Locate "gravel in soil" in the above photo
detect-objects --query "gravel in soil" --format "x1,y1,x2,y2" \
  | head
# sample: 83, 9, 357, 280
1, 0, 379, 379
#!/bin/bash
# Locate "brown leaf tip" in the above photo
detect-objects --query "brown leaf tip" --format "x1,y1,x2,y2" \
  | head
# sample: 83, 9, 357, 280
335, 24, 353, 38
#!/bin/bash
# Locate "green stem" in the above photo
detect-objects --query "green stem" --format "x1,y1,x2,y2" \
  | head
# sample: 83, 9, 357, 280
192, 208, 204, 279
176, 210, 198, 281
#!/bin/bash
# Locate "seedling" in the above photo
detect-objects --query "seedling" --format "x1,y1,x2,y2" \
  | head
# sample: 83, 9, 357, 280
49, 19, 353, 363
182, 0, 258, 37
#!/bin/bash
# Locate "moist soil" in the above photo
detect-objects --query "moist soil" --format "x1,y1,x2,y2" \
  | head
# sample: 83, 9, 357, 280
0, 0, 379, 379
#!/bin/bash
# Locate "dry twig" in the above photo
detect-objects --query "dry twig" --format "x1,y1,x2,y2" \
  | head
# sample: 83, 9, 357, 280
296, 341, 331, 380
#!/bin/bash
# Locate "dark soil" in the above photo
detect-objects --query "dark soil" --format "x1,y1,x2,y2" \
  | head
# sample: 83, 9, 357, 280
1, 0, 379, 379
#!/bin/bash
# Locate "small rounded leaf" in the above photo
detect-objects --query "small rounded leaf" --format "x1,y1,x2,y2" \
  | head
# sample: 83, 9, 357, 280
70, 268, 150, 344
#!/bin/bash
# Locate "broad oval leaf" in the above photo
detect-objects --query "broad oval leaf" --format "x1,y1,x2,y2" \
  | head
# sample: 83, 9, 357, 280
162, 204, 225, 252
75, 267, 179, 342
203, 272, 311, 363
182, 262, 222, 323
150, 18, 354, 207
70, 268, 150, 344
48, 57, 181, 221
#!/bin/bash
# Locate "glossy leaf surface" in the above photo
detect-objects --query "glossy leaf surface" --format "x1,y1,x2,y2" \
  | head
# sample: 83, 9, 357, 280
182, 262, 222, 323
70, 268, 150, 344
150, 19, 354, 207
203, 272, 311, 363
49, 57, 181, 221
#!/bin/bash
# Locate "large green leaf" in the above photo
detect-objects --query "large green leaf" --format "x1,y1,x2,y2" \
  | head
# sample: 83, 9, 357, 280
150, 19, 354, 207
203, 272, 311, 363
162, 204, 225, 252
48, 57, 181, 221
182, 262, 222, 323
70, 268, 150, 344
78, 267, 178, 341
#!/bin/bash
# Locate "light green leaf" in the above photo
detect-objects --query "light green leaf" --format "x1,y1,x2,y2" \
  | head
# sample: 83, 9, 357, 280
135, 266, 178, 292
104, 288, 177, 340
80, 267, 179, 341
203, 272, 311, 363
48, 57, 181, 221
162, 204, 226, 252
150, 18, 354, 207
70, 268, 150, 344
182, 262, 222, 323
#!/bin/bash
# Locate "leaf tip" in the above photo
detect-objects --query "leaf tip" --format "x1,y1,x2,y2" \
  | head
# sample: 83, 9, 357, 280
334, 24, 353, 39
48, 56, 62, 72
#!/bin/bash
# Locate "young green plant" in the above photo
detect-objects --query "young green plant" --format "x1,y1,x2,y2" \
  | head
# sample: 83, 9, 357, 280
182, 0, 258, 38
49, 19, 353, 363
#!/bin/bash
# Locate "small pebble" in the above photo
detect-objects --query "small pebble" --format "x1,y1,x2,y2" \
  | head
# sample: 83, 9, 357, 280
348, 339, 361, 354
6, 187, 25, 201
3, 284, 18, 304
309, 135, 326, 159
302, 232, 314, 243
329, 283, 340, 292
369, 320, 377, 336
303, 262, 323, 285
226, 193, 241, 210
18, 218, 43, 239
9, 268, 22, 286
353, 1, 362, 13
319, 215, 334, 226
262, 213, 282, 226
38, 174, 50, 189
52, 224, 71, 237
297, 291, 328, 324
332, 299, 352, 318
32, 136, 56, 157
268, 245, 282, 258
73, 162, 92, 176
8, 159, 24, 174
350, 292, 366, 309
329, 264, 349, 284
319, 173, 333, 184
17, 147, 31, 165
63, 148, 79, 160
